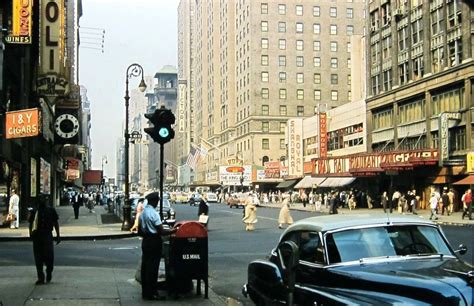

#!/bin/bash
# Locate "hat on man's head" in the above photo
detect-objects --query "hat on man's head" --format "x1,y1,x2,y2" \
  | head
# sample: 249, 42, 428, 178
145, 192, 160, 201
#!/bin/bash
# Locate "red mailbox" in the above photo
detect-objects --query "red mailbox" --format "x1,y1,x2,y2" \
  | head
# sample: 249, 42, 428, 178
168, 221, 208, 298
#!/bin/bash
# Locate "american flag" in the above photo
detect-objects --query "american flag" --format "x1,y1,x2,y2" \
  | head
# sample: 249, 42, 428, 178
186, 146, 201, 169
199, 142, 209, 158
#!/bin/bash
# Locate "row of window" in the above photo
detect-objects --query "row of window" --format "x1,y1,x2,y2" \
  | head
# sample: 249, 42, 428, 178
261, 2, 354, 17
372, 87, 465, 130
261, 71, 351, 86
261, 88, 347, 102
261, 21, 354, 35
260, 55, 351, 70
261, 41, 351, 56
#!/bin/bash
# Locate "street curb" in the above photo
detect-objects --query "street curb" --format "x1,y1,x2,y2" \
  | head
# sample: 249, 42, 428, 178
0, 232, 135, 242
258, 204, 474, 228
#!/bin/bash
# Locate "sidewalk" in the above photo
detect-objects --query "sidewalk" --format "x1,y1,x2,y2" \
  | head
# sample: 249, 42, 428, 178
0, 205, 134, 241
0, 204, 226, 306
259, 202, 474, 227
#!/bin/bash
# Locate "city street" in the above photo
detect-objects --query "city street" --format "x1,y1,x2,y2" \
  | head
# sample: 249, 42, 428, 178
0, 203, 472, 305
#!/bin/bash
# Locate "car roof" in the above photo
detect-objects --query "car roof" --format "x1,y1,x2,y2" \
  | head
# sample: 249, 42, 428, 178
284, 214, 435, 233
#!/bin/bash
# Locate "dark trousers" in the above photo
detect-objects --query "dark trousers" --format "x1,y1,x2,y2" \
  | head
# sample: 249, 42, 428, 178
462, 203, 473, 220
390, 198, 398, 213
73, 204, 80, 219
32, 233, 54, 281
141, 236, 162, 298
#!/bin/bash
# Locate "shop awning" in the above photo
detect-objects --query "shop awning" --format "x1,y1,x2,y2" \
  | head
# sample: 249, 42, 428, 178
453, 175, 474, 185
319, 177, 356, 188
294, 176, 327, 189
276, 179, 299, 189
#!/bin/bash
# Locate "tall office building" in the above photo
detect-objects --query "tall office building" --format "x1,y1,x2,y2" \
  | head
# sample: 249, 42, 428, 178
365, 0, 473, 189
178, 0, 366, 186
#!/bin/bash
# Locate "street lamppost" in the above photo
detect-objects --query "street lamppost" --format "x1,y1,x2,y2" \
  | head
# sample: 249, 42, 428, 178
122, 63, 146, 231
101, 155, 108, 193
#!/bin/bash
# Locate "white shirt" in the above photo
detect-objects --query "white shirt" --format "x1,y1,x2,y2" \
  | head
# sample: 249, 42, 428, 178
9, 194, 19, 211
429, 196, 438, 209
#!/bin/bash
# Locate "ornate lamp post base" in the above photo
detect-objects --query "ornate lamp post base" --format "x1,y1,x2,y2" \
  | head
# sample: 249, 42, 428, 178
121, 204, 131, 231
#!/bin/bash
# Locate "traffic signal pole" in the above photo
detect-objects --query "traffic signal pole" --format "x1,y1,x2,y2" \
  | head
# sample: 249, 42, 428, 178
159, 143, 164, 220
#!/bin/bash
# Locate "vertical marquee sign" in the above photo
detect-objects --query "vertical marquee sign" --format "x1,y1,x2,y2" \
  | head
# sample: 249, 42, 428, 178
288, 118, 303, 177
178, 81, 187, 133
5, 0, 33, 44
319, 112, 327, 158
37, 0, 69, 102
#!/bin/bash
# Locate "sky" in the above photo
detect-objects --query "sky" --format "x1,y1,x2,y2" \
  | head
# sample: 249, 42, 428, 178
79, 0, 179, 178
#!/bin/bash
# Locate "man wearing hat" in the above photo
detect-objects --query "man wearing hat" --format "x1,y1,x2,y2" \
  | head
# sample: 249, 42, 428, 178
139, 192, 176, 300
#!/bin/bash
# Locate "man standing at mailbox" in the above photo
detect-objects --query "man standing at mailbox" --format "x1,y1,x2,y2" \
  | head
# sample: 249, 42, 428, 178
139, 192, 176, 300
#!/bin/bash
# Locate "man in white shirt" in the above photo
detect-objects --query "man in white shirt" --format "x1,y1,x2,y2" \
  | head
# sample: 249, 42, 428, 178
8, 189, 20, 229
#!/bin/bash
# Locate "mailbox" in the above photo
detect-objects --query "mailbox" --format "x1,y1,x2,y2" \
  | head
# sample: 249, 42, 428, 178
168, 221, 208, 298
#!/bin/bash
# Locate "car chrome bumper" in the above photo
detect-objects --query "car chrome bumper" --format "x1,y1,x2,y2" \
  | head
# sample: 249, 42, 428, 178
242, 284, 248, 298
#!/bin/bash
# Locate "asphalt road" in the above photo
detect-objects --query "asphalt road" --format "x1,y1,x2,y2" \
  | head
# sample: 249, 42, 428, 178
0, 202, 472, 305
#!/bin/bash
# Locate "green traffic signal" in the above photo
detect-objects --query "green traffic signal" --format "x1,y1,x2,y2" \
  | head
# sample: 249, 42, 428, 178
144, 106, 175, 144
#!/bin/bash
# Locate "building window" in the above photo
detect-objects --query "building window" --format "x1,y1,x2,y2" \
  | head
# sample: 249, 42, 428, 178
330, 7, 337, 17
348, 90, 352, 101
347, 8, 353, 18
313, 23, 321, 34
399, 62, 409, 85
261, 88, 269, 99
330, 58, 338, 68
261, 38, 269, 49
398, 98, 426, 124
279, 88, 287, 99
262, 139, 270, 149
262, 121, 269, 132
314, 73, 321, 84
412, 56, 424, 80
296, 73, 304, 83
382, 36, 392, 60
313, 57, 321, 67
278, 4, 286, 15
279, 55, 286, 66
261, 21, 268, 32
430, 7, 444, 36
279, 39, 286, 50
279, 122, 286, 133
313, 41, 321, 51
278, 21, 286, 33
296, 5, 303, 16
279, 72, 287, 82
279, 105, 287, 116
313, 6, 320, 17
314, 89, 321, 100
331, 90, 338, 101
382, 69, 392, 91
348, 74, 351, 85
346, 25, 354, 35
297, 89, 304, 100
296, 22, 304, 33
261, 55, 269, 66
398, 27, 408, 51
371, 74, 380, 95
296, 40, 304, 51
347, 58, 351, 68
330, 41, 337, 52
297, 106, 304, 116
373, 108, 393, 130
330, 25, 337, 35
261, 3, 268, 14
261, 72, 269, 82
262, 105, 269, 115
347, 42, 351, 52
296, 56, 304, 67
448, 39, 463, 67
280, 139, 286, 149
331, 74, 338, 84
432, 87, 465, 114
432, 46, 445, 73
411, 19, 423, 45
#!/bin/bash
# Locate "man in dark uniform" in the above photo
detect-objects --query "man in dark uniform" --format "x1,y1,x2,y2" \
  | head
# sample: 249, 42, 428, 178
139, 192, 176, 300
28, 194, 61, 285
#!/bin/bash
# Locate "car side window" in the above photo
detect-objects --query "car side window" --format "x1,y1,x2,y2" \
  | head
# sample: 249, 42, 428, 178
299, 232, 324, 264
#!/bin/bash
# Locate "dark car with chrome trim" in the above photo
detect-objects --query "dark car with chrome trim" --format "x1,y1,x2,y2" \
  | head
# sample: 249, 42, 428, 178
243, 214, 473, 305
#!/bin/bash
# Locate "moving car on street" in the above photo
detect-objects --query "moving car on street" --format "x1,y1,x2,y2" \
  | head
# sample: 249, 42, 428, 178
226, 193, 246, 208
188, 193, 201, 206
206, 192, 219, 203
243, 214, 473, 305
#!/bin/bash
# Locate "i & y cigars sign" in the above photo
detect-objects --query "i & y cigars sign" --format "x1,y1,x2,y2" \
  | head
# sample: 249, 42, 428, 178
5, 108, 40, 139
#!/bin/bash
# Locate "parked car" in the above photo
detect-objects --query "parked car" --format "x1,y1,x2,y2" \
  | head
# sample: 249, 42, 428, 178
206, 192, 218, 203
226, 193, 246, 208
243, 214, 472, 305
174, 192, 189, 204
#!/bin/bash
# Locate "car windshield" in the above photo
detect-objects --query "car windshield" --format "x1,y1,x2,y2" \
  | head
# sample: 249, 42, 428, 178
325, 225, 453, 264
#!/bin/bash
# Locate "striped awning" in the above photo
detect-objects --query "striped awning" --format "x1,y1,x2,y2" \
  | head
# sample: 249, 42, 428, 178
294, 176, 327, 189
319, 177, 356, 188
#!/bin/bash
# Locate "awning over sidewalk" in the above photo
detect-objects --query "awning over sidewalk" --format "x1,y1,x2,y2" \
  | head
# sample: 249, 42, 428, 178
319, 177, 356, 188
276, 179, 299, 189
294, 176, 327, 189
453, 175, 474, 185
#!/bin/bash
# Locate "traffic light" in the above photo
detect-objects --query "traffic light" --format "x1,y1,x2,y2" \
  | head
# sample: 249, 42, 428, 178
144, 106, 175, 145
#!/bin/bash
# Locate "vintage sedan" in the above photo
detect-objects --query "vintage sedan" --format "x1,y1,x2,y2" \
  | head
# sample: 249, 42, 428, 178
243, 214, 473, 305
